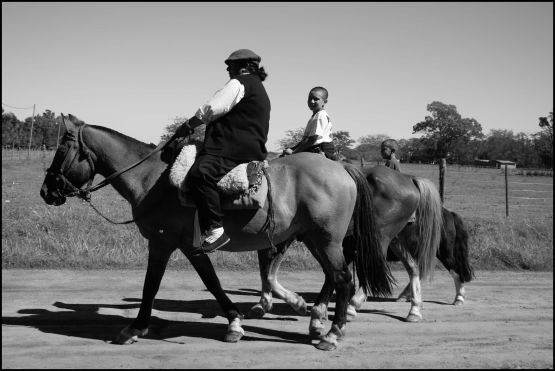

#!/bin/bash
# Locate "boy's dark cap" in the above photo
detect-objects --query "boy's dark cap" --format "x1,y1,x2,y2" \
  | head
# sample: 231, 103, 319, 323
225, 49, 261, 65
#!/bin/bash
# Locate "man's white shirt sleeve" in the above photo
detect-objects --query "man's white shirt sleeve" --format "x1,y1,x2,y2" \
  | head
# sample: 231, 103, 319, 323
194, 79, 245, 124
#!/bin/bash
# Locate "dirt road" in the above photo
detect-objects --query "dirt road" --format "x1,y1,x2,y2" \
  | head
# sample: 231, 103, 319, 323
2, 269, 552, 368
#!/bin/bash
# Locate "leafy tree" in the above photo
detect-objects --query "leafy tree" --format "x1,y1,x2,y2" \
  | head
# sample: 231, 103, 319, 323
332, 130, 354, 159
277, 127, 305, 150
537, 111, 553, 168
2, 109, 21, 148
33, 110, 59, 149
413, 101, 484, 159
358, 134, 390, 147
399, 137, 435, 163
480, 129, 519, 162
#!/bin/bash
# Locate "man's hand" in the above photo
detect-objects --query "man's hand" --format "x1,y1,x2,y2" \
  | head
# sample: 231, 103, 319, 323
280, 148, 293, 157
175, 122, 193, 138
175, 116, 204, 138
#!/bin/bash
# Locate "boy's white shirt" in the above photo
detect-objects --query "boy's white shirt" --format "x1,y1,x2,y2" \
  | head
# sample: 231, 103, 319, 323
194, 79, 245, 124
303, 109, 333, 145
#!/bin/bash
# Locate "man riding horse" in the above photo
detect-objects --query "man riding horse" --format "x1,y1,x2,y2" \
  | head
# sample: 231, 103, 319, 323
174, 49, 271, 255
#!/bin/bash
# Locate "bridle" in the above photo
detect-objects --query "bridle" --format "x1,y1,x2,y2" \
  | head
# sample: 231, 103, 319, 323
46, 122, 97, 201
46, 115, 181, 224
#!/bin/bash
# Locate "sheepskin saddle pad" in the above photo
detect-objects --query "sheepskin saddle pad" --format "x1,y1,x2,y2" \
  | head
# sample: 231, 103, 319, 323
169, 144, 268, 210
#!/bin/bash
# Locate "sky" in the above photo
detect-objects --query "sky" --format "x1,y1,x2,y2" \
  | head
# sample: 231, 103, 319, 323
2, 2, 553, 151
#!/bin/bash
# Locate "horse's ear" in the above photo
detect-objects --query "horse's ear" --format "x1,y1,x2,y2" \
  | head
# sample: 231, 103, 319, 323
68, 114, 86, 126
60, 113, 76, 133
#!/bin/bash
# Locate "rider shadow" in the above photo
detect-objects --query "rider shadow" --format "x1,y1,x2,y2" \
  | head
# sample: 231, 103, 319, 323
122, 297, 302, 319
2, 302, 307, 345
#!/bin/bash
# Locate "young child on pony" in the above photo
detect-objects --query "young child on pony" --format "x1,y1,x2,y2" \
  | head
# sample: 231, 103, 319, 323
381, 139, 415, 223
381, 139, 401, 171
281, 86, 337, 160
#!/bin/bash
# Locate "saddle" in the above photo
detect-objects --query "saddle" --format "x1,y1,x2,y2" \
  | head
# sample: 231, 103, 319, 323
168, 143, 268, 210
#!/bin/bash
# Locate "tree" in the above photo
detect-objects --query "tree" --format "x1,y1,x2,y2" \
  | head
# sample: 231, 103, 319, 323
2, 109, 21, 148
277, 127, 305, 150
358, 134, 390, 147
331, 130, 355, 159
399, 137, 435, 163
413, 101, 484, 159
537, 111, 553, 168
481, 129, 519, 162
33, 110, 58, 149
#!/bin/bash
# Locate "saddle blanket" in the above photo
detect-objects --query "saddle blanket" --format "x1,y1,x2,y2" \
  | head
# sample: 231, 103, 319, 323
169, 144, 268, 210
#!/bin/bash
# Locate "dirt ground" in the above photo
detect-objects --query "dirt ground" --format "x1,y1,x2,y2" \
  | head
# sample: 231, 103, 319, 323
2, 268, 553, 369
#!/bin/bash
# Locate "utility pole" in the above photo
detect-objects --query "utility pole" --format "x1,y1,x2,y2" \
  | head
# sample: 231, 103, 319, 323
27, 104, 35, 159
56, 119, 62, 149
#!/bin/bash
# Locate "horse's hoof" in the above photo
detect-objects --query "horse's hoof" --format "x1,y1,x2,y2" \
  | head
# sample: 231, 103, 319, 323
224, 330, 243, 343
346, 305, 357, 322
309, 327, 325, 340
453, 299, 464, 306
247, 304, 266, 319
315, 339, 337, 351
113, 327, 148, 345
405, 314, 422, 323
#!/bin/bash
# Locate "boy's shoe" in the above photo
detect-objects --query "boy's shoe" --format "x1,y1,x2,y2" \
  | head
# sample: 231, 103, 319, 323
191, 228, 230, 256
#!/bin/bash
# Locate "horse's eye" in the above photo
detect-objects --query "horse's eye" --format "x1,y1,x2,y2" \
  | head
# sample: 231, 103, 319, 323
56, 176, 66, 188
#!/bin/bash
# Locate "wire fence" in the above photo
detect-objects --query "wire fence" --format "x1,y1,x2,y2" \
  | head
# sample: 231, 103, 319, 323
359, 160, 553, 220
3, 152, 553, 220
2, 149, 55, 162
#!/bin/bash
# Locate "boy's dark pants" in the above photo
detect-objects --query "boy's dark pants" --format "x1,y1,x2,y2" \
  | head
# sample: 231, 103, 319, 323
186, 153, 240, 233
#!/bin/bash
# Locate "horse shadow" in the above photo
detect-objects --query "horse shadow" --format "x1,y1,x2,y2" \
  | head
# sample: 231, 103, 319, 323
2, 288, 419, 345
2, 300, 308, 345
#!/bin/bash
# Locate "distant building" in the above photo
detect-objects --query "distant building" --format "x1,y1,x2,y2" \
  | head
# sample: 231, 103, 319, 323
473, 159, 517, 169
474, 159, 494, 167
494, 160, 517, 169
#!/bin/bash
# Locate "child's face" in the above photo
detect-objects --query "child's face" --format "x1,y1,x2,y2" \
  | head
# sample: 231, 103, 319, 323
307, 90, 327, 113
381, 146, 392, 159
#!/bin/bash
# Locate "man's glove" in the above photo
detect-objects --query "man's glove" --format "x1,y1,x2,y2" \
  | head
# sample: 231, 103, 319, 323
175, 122, 193, 138
175, 116, 204, 138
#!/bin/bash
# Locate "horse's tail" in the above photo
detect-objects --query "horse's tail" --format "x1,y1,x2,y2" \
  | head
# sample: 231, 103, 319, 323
450, 210, 474, 283
412, 177, 443, 281
343, 164, 395, 297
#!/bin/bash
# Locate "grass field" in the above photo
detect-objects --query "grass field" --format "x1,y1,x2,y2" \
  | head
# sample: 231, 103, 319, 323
2, 152, 553, 271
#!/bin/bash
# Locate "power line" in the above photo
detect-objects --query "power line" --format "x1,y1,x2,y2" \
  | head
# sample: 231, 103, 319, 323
2, 102, 35, 110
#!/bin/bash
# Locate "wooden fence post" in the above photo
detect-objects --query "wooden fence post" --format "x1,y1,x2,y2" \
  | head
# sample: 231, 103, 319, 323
505, 164, 509, 217
439, 158, 446, 204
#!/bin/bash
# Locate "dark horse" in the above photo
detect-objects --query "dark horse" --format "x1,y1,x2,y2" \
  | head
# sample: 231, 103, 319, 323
309, 205, 474, 329
40, 116, 395, 351
248, 166, 445, 335
389, 207, 474, 306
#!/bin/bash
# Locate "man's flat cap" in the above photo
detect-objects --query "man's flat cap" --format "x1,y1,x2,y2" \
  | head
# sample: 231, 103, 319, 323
225, 49, 261, 65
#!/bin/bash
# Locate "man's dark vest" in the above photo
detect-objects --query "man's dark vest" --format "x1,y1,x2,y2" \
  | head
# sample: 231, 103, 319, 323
202, 74, 271, 162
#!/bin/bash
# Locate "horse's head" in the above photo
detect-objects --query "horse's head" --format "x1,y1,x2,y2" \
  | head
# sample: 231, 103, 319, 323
40, 114, 96, 206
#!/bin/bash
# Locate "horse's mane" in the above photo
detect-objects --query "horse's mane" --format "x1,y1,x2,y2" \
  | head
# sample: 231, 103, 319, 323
67, 114, 157, 151
90, 125, 157, 149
